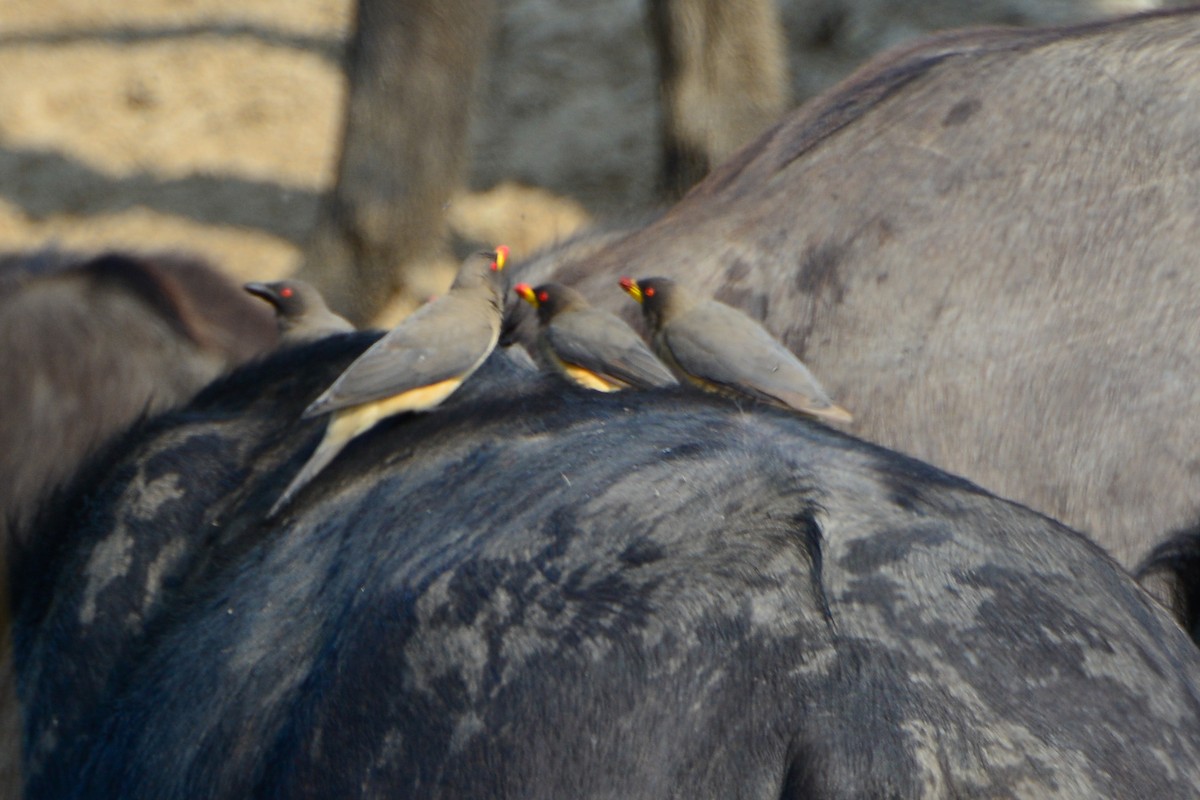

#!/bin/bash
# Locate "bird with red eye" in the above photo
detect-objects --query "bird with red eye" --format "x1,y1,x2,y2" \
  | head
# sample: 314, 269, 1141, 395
268, 246, 509, 516
620, 276, 852, 423
244, 279, 354, 345
514, 282, 677, 392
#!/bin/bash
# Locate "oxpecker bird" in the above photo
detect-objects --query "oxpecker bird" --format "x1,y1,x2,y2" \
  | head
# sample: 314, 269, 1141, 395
269, 246, 510, 516
514, 282, 677, 391
620, 276, 852, 423
245, 279, 354, 343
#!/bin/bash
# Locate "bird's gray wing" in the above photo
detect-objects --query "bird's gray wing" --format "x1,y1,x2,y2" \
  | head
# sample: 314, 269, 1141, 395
663, 303, 837, 408
304, 295, 498, 416
545, 310, 678, 389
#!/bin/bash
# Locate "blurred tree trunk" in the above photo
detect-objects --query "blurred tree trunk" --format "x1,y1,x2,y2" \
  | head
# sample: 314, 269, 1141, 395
647, 0, 788, 199
300, 0, 495, 325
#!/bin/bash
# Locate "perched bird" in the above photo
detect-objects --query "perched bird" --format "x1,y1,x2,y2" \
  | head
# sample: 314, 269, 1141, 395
244, 279, 354, 343
269, 246, 509, 516
619, 276, 852, 423
514, 282, 677, 392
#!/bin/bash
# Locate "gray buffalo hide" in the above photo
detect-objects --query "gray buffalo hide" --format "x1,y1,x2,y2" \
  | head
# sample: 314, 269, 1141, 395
520, 9, 1200, 567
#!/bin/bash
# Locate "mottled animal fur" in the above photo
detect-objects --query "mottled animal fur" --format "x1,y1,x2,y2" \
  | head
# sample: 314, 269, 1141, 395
14, 335, 1200, 798
0, 250, 276, 800
518, 8, 1200, 569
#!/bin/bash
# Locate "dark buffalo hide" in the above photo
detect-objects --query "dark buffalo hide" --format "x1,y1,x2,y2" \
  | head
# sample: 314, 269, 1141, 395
14, 334, 1200, 798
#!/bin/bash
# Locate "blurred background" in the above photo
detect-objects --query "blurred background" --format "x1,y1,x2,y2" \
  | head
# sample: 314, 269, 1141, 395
0, 0, 1164, 319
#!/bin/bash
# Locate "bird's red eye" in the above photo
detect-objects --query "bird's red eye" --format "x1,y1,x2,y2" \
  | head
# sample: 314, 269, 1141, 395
538, 291, 549, 303
644, 286, 656, 298
280, 287, 294, 298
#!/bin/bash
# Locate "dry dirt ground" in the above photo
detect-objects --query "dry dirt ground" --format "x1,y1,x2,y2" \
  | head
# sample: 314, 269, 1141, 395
0, 1, 353, 280
0, 0, 615, 315
0, 0, 1163, 320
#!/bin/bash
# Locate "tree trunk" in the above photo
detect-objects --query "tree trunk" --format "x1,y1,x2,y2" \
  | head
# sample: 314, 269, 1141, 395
647, 0, 788, 199
300, 0, 496, 325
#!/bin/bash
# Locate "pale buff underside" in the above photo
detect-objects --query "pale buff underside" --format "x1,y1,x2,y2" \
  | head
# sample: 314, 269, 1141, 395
558, 360, 622, 393
332, 377, 464, 440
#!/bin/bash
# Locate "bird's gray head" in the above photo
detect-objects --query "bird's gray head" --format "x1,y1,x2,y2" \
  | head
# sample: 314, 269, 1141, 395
244, 279, 353, 342
245, 280, 324, 323
514, 282, 590, 326
619, 276, 695, 332
450, 246, 510, 304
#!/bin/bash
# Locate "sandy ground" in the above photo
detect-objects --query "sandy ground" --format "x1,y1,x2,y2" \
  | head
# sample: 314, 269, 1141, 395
0, 1, 347, 278
0, 0, 607, 306
0, 0, 1163, 317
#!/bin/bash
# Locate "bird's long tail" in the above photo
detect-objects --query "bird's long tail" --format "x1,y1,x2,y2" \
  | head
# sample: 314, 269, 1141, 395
267, 411, 364, 517
810, 402, 854, 425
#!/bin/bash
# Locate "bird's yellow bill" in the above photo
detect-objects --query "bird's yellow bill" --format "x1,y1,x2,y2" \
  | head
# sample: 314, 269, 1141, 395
619, 276, 643, 303
493, 245, 510, 271
514, 282, 538, 307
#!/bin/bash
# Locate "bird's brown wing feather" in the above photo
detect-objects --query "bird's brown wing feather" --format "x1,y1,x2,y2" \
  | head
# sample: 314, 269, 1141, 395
304, 295, 498, 417
663, 303, 839, 412
545, 309, 677, 389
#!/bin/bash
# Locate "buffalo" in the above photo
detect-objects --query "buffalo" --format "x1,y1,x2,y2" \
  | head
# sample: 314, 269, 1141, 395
0, 250, 278, 800
12, 334, 1200, 797
0, 250, 278, 550
513, 7, 1200, 569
